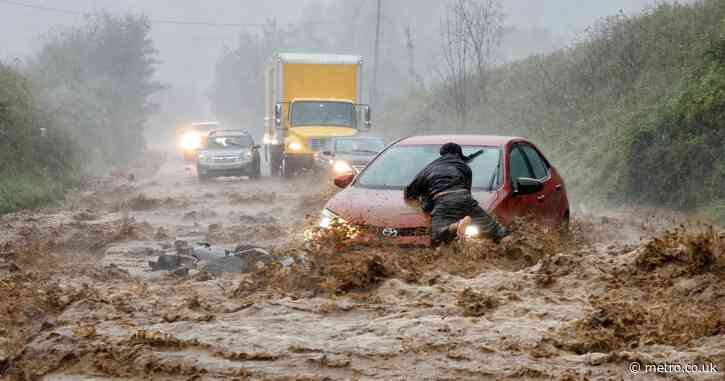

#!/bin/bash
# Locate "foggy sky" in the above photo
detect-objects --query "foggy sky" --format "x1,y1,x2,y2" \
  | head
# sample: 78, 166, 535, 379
2, 0, 663, 87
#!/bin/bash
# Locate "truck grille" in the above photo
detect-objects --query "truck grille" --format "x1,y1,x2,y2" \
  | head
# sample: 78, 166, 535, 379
308, 138, 328, 151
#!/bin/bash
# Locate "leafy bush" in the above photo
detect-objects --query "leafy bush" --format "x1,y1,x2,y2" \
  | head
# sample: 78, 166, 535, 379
0, 12, 161, 214
0, 64, 79, 213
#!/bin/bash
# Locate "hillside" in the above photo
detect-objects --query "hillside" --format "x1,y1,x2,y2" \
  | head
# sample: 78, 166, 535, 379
382, 0, 725, 222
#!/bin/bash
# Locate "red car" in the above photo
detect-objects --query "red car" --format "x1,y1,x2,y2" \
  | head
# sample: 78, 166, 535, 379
319, 135, 570, 245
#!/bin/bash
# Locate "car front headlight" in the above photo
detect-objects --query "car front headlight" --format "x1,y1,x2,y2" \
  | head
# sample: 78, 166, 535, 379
180, 132, 201, 151
464, 225, 480, 238
319, 208, 338, 229
333, 160, 353, 174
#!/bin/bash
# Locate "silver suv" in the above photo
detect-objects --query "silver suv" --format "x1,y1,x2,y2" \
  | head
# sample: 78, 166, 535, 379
196, 130, 261, 181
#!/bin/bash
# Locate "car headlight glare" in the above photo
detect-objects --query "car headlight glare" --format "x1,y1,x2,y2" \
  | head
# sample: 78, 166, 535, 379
180, 132, 201, 151
288, 141, 303, 151
319, 208, 338, 229
333, 160, 353, 174
464, 225, 480, 238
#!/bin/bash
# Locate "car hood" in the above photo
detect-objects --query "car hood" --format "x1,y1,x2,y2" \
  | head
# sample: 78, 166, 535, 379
326, 187, 498, 228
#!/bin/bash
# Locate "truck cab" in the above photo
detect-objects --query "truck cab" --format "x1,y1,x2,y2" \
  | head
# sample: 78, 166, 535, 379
264, 53, 371, 177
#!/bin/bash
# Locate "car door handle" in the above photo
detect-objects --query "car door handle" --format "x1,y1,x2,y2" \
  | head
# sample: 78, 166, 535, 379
555, 184, 563, 191
537, 194, 546, 202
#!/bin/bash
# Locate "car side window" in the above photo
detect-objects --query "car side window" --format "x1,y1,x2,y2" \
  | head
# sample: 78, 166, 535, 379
521, 145, 549, 180
508, 147, 532, 183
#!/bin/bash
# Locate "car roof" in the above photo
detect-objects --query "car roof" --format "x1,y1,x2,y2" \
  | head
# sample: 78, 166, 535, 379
398, 134, 525, 147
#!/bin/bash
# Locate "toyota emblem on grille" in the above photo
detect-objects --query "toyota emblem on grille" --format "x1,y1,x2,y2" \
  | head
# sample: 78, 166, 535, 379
382, 228, 399, 238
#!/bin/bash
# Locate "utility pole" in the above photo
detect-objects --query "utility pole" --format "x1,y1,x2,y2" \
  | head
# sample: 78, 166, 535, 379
371, 0, 382, 107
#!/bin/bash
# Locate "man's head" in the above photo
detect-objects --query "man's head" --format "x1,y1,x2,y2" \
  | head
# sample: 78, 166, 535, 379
440, 142, 464, 159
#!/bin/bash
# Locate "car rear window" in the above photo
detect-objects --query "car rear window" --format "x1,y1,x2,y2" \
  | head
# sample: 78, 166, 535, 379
206, 135, 252, 149
356, 145, 501, 190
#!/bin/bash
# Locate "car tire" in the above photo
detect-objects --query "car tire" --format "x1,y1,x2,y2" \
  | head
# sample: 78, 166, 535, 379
250, 160, 261, 179
559, 211, 571, 239
196, 165, 210, 182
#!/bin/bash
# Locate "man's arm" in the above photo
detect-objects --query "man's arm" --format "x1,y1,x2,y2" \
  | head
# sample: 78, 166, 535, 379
404, 168, 427, 201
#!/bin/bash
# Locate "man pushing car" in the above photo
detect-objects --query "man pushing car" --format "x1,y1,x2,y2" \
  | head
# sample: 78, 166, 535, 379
404, 142, 510, 246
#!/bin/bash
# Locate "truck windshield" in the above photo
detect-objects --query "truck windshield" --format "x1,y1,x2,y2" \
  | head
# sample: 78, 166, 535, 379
290, 101, 355, 127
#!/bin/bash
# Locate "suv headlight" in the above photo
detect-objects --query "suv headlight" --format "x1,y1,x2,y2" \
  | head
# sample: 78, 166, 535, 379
197, 153, 210, 163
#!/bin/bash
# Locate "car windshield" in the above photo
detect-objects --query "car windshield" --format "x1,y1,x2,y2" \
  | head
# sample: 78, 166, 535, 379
206, 135, 251, 150
335, 138, 385, 154
356, 145, 501, 191
290, 101, 355, 127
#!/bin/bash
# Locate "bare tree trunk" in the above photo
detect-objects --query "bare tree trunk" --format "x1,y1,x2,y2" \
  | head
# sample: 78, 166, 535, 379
439, 0, 503, 129
440, 0, 472, 128
459, 0, 503, 105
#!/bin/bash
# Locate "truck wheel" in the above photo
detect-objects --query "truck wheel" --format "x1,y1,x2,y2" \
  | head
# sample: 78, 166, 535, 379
269, 147, 282, 177
281, 156, 292, 178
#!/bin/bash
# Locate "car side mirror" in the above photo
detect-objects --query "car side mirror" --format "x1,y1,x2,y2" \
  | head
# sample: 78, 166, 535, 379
515, 177, 544, 195
334, 173, 355, 188
274, 103, 282, 126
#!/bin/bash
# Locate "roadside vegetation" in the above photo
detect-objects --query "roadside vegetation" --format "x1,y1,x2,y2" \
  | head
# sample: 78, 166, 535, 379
382, 0, 725, 223
0, 13, 160, 214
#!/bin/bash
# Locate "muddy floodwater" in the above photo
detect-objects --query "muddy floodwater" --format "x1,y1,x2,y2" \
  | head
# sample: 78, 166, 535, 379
1, 155, 724, 380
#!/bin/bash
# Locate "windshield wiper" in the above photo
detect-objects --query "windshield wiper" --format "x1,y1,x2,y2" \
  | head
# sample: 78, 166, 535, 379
351, 149, 379, 154
486, 152, 501, 191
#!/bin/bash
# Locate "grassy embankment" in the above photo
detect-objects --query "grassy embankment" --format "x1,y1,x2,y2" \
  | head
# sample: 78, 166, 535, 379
384, 0, 725, 223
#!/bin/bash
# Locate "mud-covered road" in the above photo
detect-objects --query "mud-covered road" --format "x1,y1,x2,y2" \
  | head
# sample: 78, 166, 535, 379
1, 154, 724, 380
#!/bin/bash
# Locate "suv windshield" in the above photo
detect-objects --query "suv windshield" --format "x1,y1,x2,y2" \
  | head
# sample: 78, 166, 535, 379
290, 101, 355, 127
356, 145, 501, 191
206, 135, 252, 150
335, 138, 384, 154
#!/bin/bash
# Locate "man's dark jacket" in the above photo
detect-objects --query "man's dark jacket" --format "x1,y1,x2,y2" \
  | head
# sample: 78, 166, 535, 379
404, 153, 471, 204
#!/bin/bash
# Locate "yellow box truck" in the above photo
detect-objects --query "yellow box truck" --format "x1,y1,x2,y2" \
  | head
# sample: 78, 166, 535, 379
263, 53, 371, 177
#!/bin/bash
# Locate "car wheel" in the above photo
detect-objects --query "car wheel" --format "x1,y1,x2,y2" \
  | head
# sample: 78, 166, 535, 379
559, 211, 571, 239
250, 161, 261, 179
